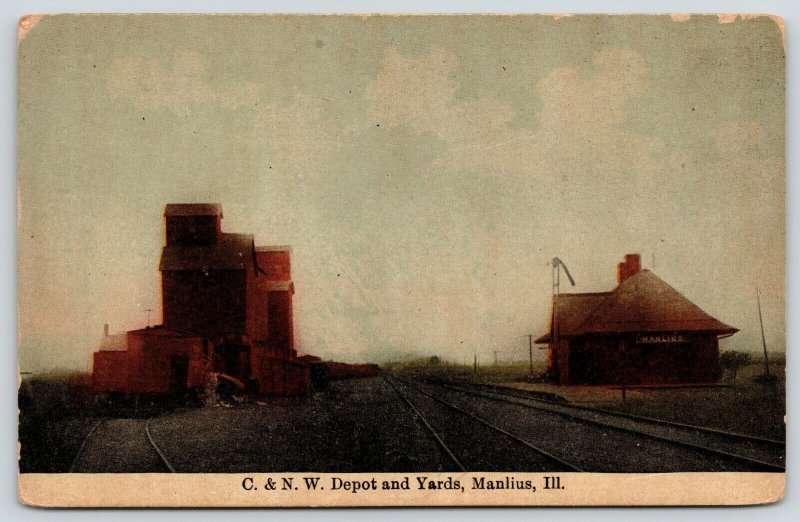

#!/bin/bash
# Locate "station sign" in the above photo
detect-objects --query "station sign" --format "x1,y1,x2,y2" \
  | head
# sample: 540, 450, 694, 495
635, 333, 687, 344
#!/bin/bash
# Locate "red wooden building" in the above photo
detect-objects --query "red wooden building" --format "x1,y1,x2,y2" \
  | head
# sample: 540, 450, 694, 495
91, 204, 310, 396
535, 254, 738, 386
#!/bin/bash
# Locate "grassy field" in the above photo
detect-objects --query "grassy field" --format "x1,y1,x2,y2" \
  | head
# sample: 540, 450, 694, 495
596, 362, 786, 440
18, 372, 100, 473
383, 358, 549, 384
387, 357, 786, 441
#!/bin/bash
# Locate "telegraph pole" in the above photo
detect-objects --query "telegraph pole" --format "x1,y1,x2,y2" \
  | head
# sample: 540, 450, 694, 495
493, 350, 499, 366
473, 353, 477, 374
145, 308, 153, 328
756, 288, 771, 378
526, 334, 534, 375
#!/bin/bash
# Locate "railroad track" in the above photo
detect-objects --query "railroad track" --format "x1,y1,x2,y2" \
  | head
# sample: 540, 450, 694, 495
145, 418, 176, 472
69, 418, 176, 473
444, 380, 785, 445
385, 375, 582, 472
68, 420, 104, 472
430, 379, 785, 472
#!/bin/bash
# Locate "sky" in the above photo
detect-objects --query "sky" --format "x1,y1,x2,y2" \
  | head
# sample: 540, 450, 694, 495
17, 14, 785, 372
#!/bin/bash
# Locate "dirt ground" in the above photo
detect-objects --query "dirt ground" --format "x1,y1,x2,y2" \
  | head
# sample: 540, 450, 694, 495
56, 377, 449, 473
147, 377, 449, 472
392, 359, 786, 441
19, 363, 784, 473
504, 363, 785, 440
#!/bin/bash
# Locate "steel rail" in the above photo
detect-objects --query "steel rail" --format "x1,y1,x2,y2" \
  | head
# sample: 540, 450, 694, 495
443, 380, 784, 447
145, 418, 176, 473
68, 419, 103, 472
434, 381, 785, 472
395, 377, 583, 472
384, 375, 466, 472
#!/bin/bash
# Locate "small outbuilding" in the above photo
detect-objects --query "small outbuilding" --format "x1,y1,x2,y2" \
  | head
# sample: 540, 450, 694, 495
535, 254, 738, 386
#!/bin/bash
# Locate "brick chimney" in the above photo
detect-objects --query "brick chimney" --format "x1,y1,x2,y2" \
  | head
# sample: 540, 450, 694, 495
616, 253, 641, 284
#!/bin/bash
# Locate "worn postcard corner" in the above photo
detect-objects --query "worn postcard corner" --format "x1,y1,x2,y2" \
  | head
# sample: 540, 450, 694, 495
17, 14, 44, 44
17, 13, 785, 508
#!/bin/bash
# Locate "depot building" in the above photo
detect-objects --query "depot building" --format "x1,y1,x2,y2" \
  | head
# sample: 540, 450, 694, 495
535, 254, 738, 386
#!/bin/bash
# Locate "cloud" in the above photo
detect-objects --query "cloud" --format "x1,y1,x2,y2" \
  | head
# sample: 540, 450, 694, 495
106, 51, 343, 171
364, 45, 460, 134
537, 48, 649, 127
359, 45, 782, 301
106, 50, 259, 113
711, 120, 766, 156
363, 46, 666, 180
251, 93, 342, 170
700, 120, 784, 284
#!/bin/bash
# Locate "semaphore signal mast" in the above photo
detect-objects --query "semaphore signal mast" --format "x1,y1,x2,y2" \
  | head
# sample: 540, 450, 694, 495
551, 257, 575, 294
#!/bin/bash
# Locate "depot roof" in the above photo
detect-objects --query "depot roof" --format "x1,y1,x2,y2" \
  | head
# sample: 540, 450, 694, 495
535, 270, 738, 343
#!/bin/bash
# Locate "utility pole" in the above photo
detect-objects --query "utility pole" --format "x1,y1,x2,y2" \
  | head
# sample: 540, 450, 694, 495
526, 334, 534, 375
473, 353, 477, 374
756, 288, 771, 378
145, 308, 153, 328
493, 350, 499, 366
